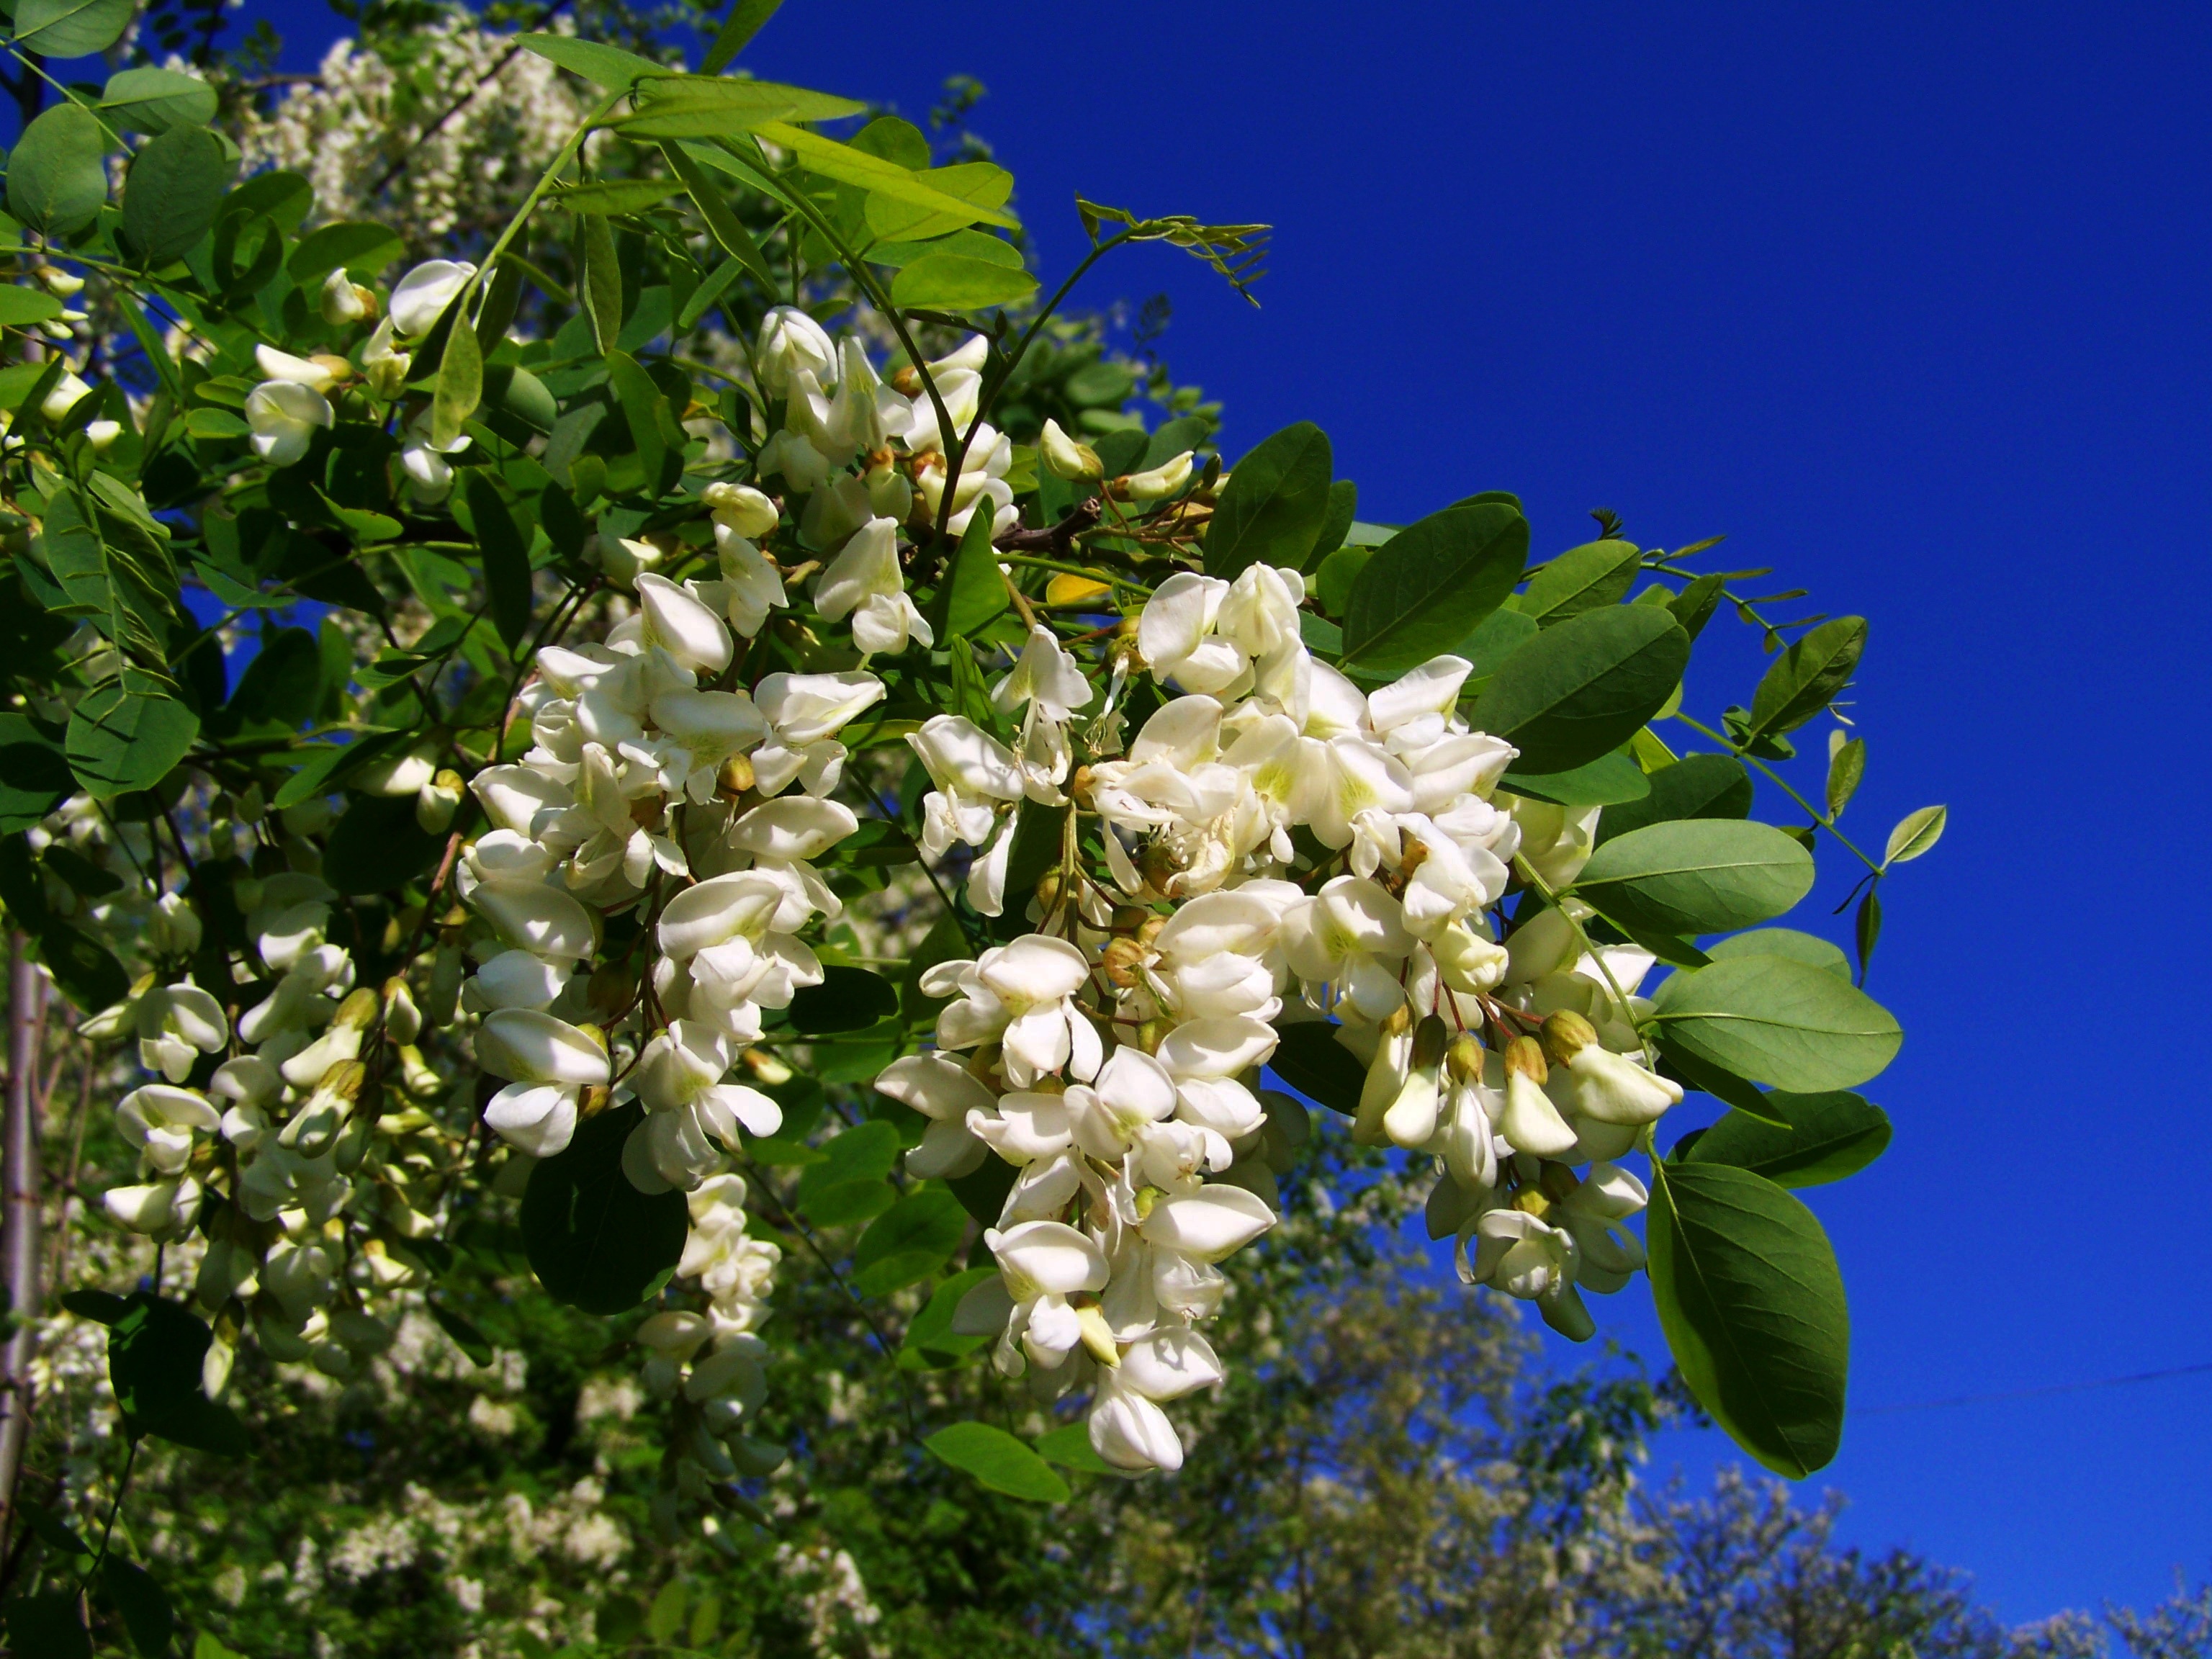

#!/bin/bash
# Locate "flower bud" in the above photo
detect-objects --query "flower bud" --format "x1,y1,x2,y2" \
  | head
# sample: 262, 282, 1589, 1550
415, 768, 464, 834
35, 266, 84, 298
1038, 418, 1103, 480
319, 266, 376, 325
1113, 450, 1193, 503
362, 319, 411, 399
1446, 1032, 1485, 1083
701, 480, 781, 538
389, 258, 476, 339
1539, 1010, 1597, 1070
1498, 1037, 1578, 1158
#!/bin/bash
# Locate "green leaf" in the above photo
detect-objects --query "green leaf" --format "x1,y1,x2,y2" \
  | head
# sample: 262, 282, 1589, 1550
183, 407, 247, 439
863, 160, 1016, 243
1313, 542, 1370, 618
552, 178, 686, 215
521, 1102, 688, 1314
615, 74, 863, 138
1520, 539, 1644, 625
286, 220, 404, 283
1594, 752, 1753, 846
1825, 734, 1865, 820
1034, 1421, 1113, 1473
1706, 927, 1851, 979
6, 1592, 89, 1659
320, 793, 446, 896
1681, 1090, 1891, 1188
38, 923, 130, 1012
663, 141, 776, 288
794, 1120, 899, 1227
1264, 1021, 1363, 1116
1573, 819, 1815, 938
1309, 478, 1357, 564
1650, 956, 1902, 1092
462, 472, 534, 650
1669, 570, 1727, 640
582, 212, 623, 356
945, 1155, 1016, 1228
1202, 421, 1334, 579
1855, 889, 1881, 984
14, 0, 131, 56
889, 249, 1038, 313
1881, 804, 1946, 866
433, 307, 482, 448
932, 505, 1009, 637
606, 349, 679, 493
0, 285, 63, 326
107, 1294, 246, 1452
787, 964, 899, 1034
1497, 752, 1651, 807
427, 1300, 495, 1365
1339, 503, 1528, 673
222, 626, 320, 729
759, 122, 1018, 229
101, 66, 218, 134
1647, 1161, 1849, 1477
516, 33, 671, 89
924, 1421, 1070, 1502
897, 1266, 995, 1368
8, 102, 109, 235
66, 684, 197, 799
1470, 604, 1689, 774
851, 1187, 966, 1295
702, 0, 782, 73
0, 713, 72, 831
122, 124, 230, 264
1746, 616, 1866, 739
102, 1557, 175, 1658
1457, 603, 1538, 680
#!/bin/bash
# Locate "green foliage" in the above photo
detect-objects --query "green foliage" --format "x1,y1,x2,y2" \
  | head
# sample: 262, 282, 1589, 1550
1340, 501, 1527, 672
1652, 956, 1904, 1093
521, 1105, 690, 1314
1202, 420, 1334, 577
1473, 603, 1689, 771
1679, 1090, 1893, 1187
1648, 1161, 1850, 1479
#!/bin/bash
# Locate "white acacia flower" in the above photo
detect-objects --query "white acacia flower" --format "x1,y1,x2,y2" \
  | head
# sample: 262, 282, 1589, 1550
245, 379, 333, 467
390, 258, 476, 338
114, 1085, 220, 1174
752, 305, 835, 395
873, 1053, 993, 1179
135, 984, 229, 1083
812, 518, 932, 659
635, 574, 734, 675
926, 934, 1101, 1088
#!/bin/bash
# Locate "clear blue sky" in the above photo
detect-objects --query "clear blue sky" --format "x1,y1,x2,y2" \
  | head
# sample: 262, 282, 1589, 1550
189, 0, 2212, 1624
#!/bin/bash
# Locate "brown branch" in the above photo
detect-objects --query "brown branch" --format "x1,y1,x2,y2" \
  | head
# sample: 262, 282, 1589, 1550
0, 938, 45, 1559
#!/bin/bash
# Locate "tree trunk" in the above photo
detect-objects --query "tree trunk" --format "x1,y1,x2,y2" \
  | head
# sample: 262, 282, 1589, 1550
0, 934, 44, 1556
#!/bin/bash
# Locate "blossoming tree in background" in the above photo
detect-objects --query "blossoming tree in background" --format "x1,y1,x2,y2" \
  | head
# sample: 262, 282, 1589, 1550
0, 0, 1947, 1647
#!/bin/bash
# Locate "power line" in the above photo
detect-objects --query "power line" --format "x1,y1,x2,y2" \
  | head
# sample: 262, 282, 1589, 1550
1852, 1360, 2212, 1416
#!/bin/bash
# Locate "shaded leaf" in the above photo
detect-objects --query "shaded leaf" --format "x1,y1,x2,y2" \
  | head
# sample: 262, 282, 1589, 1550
65, 684, 197, 799
925, 1421, 1070, 1502
1265, 1021, 1363, 1116
1471, 605, 1689, 774
8, 102, 109, 234
787, 965, 899, 1034
122, 125, 230, 264
1648, 1161, 1849, 1477
1595, 752, 1753, 847
521, 1102, 688, 1314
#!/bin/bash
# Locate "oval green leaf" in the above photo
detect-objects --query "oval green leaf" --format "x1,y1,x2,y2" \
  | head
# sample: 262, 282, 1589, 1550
1573, 819, 1815, 938
1340, 502, 1529, 673
1648, 1161, 1849, 1478
287, 220, 405, 282
1497, 751, 1651, 807
851, 1187, 967, 1295
760, 123, 1017, 229
1883, 804, 1947, 866
122, 124, 231, 265
8, 102, 109, 235
553, 177, 686, 215
1264, 1021, 1364, 1116
1471, 603, 1690, 774
521, 1103, 688, 1315
14, 0, 132, 57
0, 287, 63, 327
516, 32, 672, 89
788, 964, 899, 1034
1680, 1089, 1892, 1188
924, 1421, 1070, 1503
615, 74, 863, 136
65, 685, 197, 801
101, 66, 218, 133
1650, 956, 1902, 1092
889, 249, 1038, 313
1202, 421, 1334, 579
1747, 615, 1866, 739
1519, 538, 1643, 624
1706, 927, 1851, 979
321, 794, 446, 896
